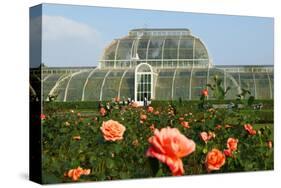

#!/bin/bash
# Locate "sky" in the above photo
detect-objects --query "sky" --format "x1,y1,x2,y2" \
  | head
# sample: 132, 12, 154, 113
31, 3, 274, 67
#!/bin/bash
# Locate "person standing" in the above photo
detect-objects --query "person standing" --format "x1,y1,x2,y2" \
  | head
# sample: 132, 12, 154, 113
144, 96, 147, 107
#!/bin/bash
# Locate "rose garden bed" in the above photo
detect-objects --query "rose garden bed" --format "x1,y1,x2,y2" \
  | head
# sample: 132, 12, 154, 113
41, 98, 273, 183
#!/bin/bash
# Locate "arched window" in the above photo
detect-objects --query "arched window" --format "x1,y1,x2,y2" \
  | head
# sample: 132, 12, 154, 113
134, 63, 153, 105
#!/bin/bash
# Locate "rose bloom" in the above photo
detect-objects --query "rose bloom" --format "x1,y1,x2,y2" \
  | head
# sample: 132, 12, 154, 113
205, 149, 226, 172
208, 131, 216, 139
100, 107, 106, 116
115, 96, 120, 102
73, 136, 81, 140
181, 121, 190, 128
227, 138, 238, 151
100, 120, 126, 141
154, 111, 160, 115
40, 114, 46, 120
267, 140, 273, 149
223, 149, 232, 157
224, 124, 232, 128
65, 121, 70, 126
200, 132, 209, 143
146, 127, 195, 176
147, 106, 154, 113
244, 124, 256, 135
150, 124, 155, 132
66, 166, 91, 181
140, 114, 147, 121
215, 125, 222, 129
131, 101, 139, 108
201, 89, 208, 97
179, 117, 185, 122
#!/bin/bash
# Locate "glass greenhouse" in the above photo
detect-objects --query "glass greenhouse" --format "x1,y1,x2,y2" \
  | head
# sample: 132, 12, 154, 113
31, 28, 274, 104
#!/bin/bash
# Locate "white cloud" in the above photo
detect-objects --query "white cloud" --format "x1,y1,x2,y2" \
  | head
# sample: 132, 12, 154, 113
42, 15, 100, 42
41, 15, 103, 67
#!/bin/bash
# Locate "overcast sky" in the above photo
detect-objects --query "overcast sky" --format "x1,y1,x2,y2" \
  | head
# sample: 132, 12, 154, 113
31, 3, 274, 67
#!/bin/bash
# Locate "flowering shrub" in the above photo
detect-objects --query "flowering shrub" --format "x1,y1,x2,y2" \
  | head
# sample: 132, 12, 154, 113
42, 100, 273, 183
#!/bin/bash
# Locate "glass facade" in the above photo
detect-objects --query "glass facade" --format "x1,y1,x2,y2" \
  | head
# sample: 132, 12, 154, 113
36, 29, 273, 102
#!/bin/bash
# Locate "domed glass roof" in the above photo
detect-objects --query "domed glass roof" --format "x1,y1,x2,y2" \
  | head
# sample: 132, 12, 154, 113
100, 28, 211, 69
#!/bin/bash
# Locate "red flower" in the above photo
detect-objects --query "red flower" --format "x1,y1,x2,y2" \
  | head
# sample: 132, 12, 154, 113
181, 121, 190, 128
147, 106, 154, 113
201, 89, 208, 97
100, 107, 107, 116
227, 138, 238, 151
244, 124, 256, 135
223, 149, 232, 157
40, 114, 46, 120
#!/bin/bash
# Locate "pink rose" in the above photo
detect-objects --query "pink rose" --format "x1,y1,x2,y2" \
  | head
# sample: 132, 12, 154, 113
200, 132, 209, 143
227, 138, 238, 151
244, 124, 256, 135
147, 106, 154, 113
99, 107, 106, 116
146, 127, 195, 176
181, 121, 190, 128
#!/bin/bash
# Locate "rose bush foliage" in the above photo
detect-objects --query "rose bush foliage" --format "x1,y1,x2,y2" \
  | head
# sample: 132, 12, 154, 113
42, 100, 273, 183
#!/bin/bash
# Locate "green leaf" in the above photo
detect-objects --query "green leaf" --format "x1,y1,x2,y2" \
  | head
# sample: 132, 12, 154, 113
248, 96, 255, 106
156, 168, 163, 177
148, 157, 159, 176
106, 158, 115, 169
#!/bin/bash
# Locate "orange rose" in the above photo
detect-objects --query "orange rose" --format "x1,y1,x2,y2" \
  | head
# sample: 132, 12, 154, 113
181, 121, 190, 128
100, 120, 126, 141
227, 137, 238, 151
146, 127, 195, 176
244, 124, 256, 135
147, 106, 154, 113
201, 89, 208, 97
205, 149, 225, 172
100, 107, 106, 116
66, 166, 91, 181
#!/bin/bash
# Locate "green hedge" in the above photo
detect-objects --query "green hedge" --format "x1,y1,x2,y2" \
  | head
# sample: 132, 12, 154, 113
151, 99, 273, 110
44, 99, 273, 111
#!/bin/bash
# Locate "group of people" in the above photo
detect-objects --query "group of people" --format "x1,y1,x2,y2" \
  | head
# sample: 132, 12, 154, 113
98, 96, 150, 113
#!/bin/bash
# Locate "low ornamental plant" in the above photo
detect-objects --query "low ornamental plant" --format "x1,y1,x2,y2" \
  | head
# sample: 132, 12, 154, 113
42, 94, 273, 183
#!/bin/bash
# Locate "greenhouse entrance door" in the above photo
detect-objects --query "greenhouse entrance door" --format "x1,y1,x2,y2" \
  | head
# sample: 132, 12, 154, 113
135, 63, 153, 106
